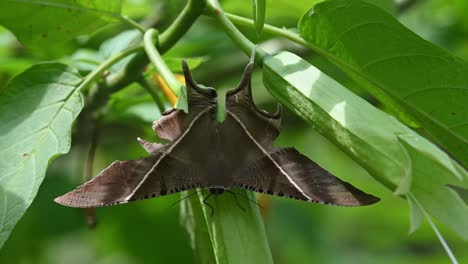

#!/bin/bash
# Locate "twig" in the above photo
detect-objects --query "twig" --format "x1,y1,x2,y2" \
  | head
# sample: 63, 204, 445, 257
83, 124, 100, 229
104, 0, 206, 94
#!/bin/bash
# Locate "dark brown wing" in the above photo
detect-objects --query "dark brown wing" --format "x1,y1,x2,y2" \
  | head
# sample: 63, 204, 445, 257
225, 61, 281, 150
54, 154, 206, 208
234, 148, 379, 206
152, 60, 217, 142
55, 61, 217, 208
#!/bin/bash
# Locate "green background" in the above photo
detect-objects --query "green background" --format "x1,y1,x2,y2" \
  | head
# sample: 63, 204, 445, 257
0, 0, 467, 263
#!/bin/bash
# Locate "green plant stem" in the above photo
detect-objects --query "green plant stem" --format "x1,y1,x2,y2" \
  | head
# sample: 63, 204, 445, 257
206, 0, 267, 64
225, 13, 309, 47
83, 124, 99, 229
78, 46, 142, 92
143, 29, 183, 96
105, 0, 206, 93
120, 15, 146, 33
158, 0, 206, 52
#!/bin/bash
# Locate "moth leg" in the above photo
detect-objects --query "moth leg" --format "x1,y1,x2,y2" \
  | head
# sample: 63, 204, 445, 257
225, 190, 246, 213
168, 190, 200, 208
203, 193, 215, 217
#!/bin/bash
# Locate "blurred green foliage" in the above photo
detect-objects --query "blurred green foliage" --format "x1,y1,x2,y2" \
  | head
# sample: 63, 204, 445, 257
0, 0, 467, 263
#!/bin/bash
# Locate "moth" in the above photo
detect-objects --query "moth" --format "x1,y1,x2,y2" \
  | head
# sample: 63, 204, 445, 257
55, 55, 379, 208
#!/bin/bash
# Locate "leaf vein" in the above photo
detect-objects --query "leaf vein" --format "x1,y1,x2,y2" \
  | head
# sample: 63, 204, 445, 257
327, 21, 385, 50
362, 54, 452, 71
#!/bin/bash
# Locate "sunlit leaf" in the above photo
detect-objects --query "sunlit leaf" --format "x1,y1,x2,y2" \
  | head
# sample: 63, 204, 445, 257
298, 0, 468, 167
0, 63, 83, 248
263, 51, 468, 239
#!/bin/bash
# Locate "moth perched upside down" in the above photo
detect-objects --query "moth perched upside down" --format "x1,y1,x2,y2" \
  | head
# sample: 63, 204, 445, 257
55, 53, 379, 208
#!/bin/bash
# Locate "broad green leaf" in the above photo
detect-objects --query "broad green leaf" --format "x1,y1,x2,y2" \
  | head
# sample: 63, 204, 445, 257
298, 0, 468, 167
0, 63, 83, 248
263, 51, 468, 239
0, 0, 122, 49
252, 0, 266, 36
181, 190, 273, 264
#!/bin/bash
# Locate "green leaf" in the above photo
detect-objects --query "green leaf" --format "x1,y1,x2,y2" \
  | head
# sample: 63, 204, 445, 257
263, 51, 468, 239
179, 191, 217, 264
99, 29, 142, 73
181, 190, 273, 264
103, 84, 162, 126
68, 29, 142, 74
407, 194, 423, 234
361, 0, 396, 15
408, 194, 460, 263
0, 63, 83, 248
69, 49, 104, 72
175, 85, 189, 113
0, 0, 122, 49
446, 185, 468, 204
298, 0, 468, 167
252, 0, 266, 37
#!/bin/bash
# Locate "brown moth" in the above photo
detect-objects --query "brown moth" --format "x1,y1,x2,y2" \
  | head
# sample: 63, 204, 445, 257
55, 56, 379, 208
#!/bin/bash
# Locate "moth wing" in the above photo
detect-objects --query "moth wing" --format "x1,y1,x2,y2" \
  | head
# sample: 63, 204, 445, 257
152, 61, 217, 142
55, 154, 205, 208
234, 148, 379, 206
225, 61, 281, 149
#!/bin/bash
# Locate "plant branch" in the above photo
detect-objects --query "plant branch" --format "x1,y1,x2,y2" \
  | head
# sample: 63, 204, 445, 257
83, 124, 100, 229
143, 28, 188, 112
205, 0, 267, 64
104, 0, 206, 93
144, 29, 183, 96
79, 46, 143, 93
120, 15, 146, 33
225, 13, 309, 47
